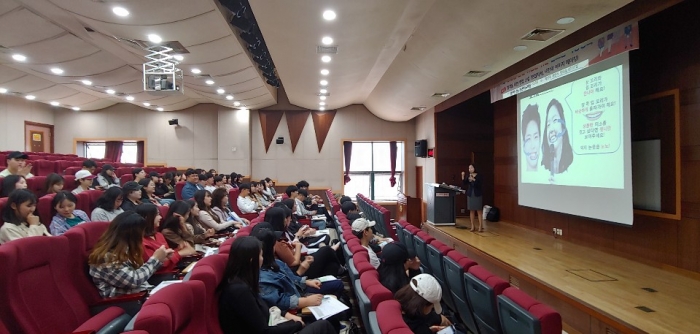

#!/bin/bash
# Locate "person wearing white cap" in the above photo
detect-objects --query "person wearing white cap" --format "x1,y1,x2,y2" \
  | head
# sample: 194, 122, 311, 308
395, 274, 454, 334
72, 170, 96, 195
351, 218, 380, 268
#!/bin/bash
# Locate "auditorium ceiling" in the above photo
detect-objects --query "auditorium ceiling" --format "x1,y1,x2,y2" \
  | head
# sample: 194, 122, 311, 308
0, 0, 631, 120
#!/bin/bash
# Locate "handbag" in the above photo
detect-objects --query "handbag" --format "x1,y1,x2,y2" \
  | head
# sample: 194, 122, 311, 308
268, 306, 290, 326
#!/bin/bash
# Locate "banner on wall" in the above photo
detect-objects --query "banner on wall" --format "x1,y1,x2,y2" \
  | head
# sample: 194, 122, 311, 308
490, 21, 639, 103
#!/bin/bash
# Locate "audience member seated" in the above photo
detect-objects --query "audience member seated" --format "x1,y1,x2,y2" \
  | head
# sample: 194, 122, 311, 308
50, 191, 90, 236
217, 236, 336, 334
157, 172, 176, 200
180, 169, 202, 201
352, 218, 380, 269
0, 175, 27, 197
44, 173, 65, 195
96, 164, 121, 189
280, 200, 330, 247
88, 211, 173, 297
202, 173, 216, 193
296, 180, 322, 210
396, 274, 454, 334
252, 181, 271, 207
137, 203, 195, 282
132, 168, 147, 183
72, 170, 96, 195
267, 207, 342, 279
160, 201, 198, 255
265, 177, 277, 196
260, 179, 276, 202
210, 187, 247, 227
296, 189, 326, 230
194, 189, 236, 232
229, 172, 240, 189
341, 201, 359, 216
378, 243, 422, 294
91, 187, 125, 222
121, 181, 143, 212
0, 151, 34, 178
237, 183, 260, 214
255, 228, 345, 332
184, 199, 216, 244
81, 159, 97, 174
139, 178, 168, 207
0, 189, 48, 244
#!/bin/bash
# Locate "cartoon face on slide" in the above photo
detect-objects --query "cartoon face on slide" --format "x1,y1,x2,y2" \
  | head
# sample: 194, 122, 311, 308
521, 105, 541, 171
541, 98, 573, 174
545, 100, 566, 152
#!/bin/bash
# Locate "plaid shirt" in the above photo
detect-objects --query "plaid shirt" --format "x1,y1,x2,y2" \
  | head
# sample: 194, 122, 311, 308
89, 254, 162, 298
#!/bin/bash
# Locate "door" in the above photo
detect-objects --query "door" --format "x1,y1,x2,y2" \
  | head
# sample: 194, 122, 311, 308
30, 131, 45, 152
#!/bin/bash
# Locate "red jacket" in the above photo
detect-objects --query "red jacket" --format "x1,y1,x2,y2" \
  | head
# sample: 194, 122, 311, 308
142, 232, 181, 274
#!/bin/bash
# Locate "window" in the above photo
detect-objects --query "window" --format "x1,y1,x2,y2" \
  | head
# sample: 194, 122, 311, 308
343, 141, 404, 201
120, 142, 137, 164
85, 142, 105, 160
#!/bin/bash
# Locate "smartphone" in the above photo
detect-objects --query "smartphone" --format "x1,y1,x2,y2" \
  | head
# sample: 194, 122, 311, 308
437, 326, 455, 334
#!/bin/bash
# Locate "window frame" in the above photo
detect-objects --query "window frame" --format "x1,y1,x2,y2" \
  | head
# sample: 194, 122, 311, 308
341, 140, 406, 202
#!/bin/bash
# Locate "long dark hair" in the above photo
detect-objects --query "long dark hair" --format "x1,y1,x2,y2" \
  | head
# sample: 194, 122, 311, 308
95, 187, 123, 211
132, 168, 144, 180
395, 283, 433, 318
138, 178, 153, 199
264, 207, 286, 234
161, 200, 190, 235
219, 236, 262, 293
378, 243, 412, 294
255, 228, 280, 272
44, 173, 64, 194
210, 188, 229, 211
88, 211, 147, 266
541, 98, 573, 173
135, 203, 159, 237
100, 165, 117, 185
194, 189, 220, 223
51, 191, 78, 217
1, 189, 36, 225
1, 175, 25, 197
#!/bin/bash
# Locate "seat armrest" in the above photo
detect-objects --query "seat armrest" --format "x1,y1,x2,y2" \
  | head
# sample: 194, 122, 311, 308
93, 292, 147, 306
368, 311, 381, 334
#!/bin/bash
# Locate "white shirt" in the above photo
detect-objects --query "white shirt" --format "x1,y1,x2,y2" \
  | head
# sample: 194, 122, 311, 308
0, 222, 50, 244
237, 195, 257, 214
363, 245, 380, 269
0, 169, 33, 178
204, 185, 217, 193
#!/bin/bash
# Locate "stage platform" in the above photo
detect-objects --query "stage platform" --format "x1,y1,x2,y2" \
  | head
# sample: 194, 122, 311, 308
423, 219, 700, 334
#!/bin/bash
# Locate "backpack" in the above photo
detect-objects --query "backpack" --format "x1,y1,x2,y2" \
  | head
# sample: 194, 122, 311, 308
486, 206, 500, 222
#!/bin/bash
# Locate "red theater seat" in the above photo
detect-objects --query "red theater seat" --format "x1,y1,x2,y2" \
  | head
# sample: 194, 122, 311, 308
64, 166, 81, 176
34, 160, 57, 176
119, 174, 133, 185
374, 300, 414, 334
466, 265, 510, 334
188, 254, 227, 334
57, 160, 75, 173
37, 193, 56, 231
498, 287, 562, 334
0, 236, 131, 333
132, 280, 207, 334
175, 181, 185, 200
63, 175, 76, 191
26, 175, 47, 197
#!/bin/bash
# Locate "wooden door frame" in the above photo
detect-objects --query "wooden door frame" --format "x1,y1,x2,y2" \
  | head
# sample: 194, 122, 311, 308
24, 121, 54, 153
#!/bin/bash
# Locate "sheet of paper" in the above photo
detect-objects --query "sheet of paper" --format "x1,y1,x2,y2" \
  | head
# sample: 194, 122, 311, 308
316, 275, 339, 283
312, 230, 330, 236
307, 295, 349, 320
149, 280, 182, 296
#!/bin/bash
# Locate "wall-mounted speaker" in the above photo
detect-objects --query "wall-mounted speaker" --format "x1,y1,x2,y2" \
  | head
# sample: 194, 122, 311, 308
276, 137, 284, 144
168, 119, 179, 126
415, 139, 427, 157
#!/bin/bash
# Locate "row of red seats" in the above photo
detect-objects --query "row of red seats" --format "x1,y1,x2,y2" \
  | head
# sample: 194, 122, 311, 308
325, 189, 341, 216
356, 193, 396, 240
0, 223, 148, 333
9, 160, 149, 177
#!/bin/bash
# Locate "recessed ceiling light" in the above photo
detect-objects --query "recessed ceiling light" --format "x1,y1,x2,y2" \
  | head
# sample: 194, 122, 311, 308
321, 55, 331, 63
322, 10, 336, 21
557, 17, 575, 24
72, 107, 80, 111
173, 55, 184, 61
25, 95, 35, 100
0, 88, 7, 94
226, 95, 234, 100
319, 107, 326, 111
319, 102, 326, 106
81, 80, 92, 86
233, 101, 241, 107
320, 69, 329, 75
321, 36, 333, 45
148, 34, 162, 43
143, 102, 151, 107
217, 88, 225, 94
205, 80, 215, 85
320, 80, 328, 86
156, 107, 164, 111
12, 54, 26, 62
50, 101, 59, 106
191, 68, 201, 74
51, 68, 64, 74
513, 45, 528, 51
319, 96, 327, 101
320, 89, 327, 94
126, 96, 134, 101
112, 6, 129, 17
106, 89, 115, 94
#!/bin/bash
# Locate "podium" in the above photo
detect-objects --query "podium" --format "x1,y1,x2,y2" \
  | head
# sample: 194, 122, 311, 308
426, 183, 462, 226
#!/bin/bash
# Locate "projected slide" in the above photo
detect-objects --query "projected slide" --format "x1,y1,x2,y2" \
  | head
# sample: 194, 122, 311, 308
519, 65, 624, 189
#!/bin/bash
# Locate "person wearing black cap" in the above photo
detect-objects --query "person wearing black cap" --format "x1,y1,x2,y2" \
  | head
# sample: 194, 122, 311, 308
377, 243, 422, 294
0, 151, 33, 178
96, 164, 120, 189
120, 181, 143, 212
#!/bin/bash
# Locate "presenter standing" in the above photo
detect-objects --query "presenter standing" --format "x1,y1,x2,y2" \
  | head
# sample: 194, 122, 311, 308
460, 165, 483, 232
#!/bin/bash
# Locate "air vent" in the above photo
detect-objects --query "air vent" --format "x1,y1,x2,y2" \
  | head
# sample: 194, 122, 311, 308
317, 46, 338, 54
508, 275, 520, 288
432, 93, 450, 98
522, 28, 564, 42
410, 107, 426, 111
464, 70, 490, 77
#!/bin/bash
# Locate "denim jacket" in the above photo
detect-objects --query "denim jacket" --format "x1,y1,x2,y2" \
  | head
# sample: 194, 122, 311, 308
259, 259, 307, 311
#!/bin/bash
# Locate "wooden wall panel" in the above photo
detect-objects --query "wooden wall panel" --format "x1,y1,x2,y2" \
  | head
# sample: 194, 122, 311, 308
284, 110, 309, 152
258, 110, 284, 152
311, 110, 336, 152
490, 0, 700, 274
